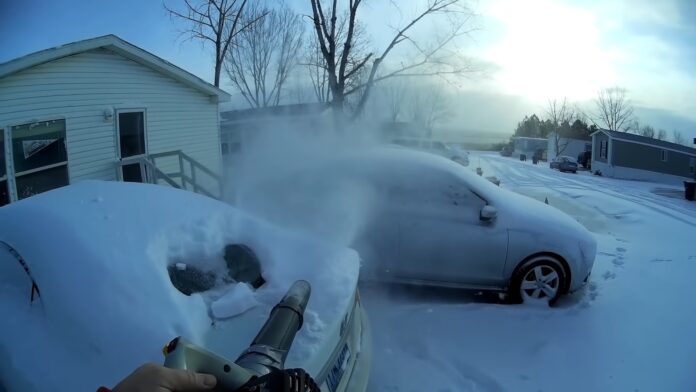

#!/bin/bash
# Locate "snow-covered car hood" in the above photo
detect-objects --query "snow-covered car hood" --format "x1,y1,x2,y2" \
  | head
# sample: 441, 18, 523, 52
0, 181, 359, 392
493, 187, 589, 235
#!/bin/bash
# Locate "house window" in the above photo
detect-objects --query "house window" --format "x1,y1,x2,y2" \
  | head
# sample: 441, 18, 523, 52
11, 119, 69, 200
0, 130, 8, 206
660, 149, 668, 162
599, 140, 608, 159
690, 158, 695, 174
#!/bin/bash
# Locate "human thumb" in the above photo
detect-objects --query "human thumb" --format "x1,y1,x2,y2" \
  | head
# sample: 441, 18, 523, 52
161, 367, 217, 391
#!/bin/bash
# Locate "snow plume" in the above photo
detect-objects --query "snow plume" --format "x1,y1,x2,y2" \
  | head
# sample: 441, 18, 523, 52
225, 116, 383, 250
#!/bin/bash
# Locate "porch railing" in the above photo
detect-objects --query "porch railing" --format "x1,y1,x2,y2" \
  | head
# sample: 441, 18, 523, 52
117, 150, 222, 199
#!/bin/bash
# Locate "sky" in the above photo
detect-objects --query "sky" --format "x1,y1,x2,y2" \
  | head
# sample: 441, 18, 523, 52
1, 0, 695, 141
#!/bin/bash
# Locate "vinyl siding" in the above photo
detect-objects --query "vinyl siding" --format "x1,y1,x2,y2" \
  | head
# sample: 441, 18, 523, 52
547, 133, 591, 159
0, 48, 221, 195
612, 139, 693, 178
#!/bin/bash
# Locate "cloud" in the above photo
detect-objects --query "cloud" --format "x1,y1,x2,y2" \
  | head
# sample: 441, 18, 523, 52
480, 0, 617, 102
472, 0, 696, 136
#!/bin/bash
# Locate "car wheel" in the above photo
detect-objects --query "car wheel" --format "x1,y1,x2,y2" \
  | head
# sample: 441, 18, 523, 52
509, 257, 566, 306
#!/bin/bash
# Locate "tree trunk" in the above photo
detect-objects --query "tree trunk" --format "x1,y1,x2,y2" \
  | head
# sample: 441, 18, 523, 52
214, 61, 222, 87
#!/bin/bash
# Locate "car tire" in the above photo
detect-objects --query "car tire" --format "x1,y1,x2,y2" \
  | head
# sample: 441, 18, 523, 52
509, 256, 566, 306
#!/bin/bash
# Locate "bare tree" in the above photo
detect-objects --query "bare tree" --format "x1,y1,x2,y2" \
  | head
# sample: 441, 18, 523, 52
639, 125, 655, 138
656, 129, 668, 140
165, 0, 261, 87
546, 97, 574, 157
627, 119, 640, 134
303, 6, 370, 105
672, 130, 686, 145
383, 79, 407, 123
305, 33, 332, 103
409, 82, 450, 137
309, 0, 477, 121
594, 87, 634, 132
225, 2, 304, 107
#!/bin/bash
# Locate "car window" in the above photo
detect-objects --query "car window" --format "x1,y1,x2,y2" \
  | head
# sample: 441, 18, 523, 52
380, 161, 485, 214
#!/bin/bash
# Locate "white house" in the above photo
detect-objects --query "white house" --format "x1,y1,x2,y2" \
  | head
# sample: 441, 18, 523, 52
0, 35, 230, 206
511, 136, 547, 159
547, 132, 591, 160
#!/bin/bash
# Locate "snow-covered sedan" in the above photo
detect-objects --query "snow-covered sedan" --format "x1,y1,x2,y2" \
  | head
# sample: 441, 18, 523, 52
550, 156, 579, 173
392, 138, 469, 166
0, 181, 370, 392
241, 147, 596, 305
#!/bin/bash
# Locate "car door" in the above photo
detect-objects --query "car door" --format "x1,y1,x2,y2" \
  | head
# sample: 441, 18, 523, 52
322, 161, 401, 281
393, 168, 509, 287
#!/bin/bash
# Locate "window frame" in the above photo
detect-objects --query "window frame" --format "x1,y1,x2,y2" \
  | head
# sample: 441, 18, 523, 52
115, 108, 149, 160
599, 140, 608, 159
690, 157, 695, 174
3, 118, 70, 203
660, 149, 668, 162
114, 108, 148, 182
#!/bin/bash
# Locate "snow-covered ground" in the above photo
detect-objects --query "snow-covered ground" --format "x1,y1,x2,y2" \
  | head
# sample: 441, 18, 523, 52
364, 152, 696, 392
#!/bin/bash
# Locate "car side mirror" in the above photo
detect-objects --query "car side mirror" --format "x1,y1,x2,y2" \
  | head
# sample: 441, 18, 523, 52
480, 205, 497, 222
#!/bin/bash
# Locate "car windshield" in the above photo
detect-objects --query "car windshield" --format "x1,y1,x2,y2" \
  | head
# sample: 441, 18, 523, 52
2, 1, 696, 392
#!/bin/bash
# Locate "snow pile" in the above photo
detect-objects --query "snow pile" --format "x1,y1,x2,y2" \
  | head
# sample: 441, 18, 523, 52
210, 283, 259, 318
0, 181, 359, 391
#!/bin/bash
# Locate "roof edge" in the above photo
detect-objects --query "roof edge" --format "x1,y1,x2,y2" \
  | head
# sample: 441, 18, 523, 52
0, 34, 230, 102
590, 129, 612, 138
610, 136, 696, 157
593, 128, 696, 157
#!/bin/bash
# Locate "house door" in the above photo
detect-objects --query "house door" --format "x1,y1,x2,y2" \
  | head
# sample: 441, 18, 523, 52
2, 120, 70, 205
116, 110, 147, 182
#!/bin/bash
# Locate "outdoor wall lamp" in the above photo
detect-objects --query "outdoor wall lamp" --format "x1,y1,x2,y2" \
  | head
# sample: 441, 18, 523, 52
103, 107, 114, 122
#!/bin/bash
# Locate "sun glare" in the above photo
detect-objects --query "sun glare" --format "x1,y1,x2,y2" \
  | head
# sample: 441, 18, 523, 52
485, 0, 617, 103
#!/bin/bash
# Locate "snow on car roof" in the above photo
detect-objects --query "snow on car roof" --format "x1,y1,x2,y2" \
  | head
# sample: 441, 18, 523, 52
352, 146, 507, 195
0, 181, 358, 391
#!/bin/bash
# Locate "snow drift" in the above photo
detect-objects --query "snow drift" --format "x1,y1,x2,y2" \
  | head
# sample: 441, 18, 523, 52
0, 181, 359, 391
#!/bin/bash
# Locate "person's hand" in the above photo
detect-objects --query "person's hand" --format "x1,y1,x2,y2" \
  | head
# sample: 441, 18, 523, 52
112, 363, 217, 392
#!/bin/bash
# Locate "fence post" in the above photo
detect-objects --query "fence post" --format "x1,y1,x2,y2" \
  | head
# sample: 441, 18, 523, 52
139, 160, 147, 183
178, 152, 185, 189
190, 159, 196, 192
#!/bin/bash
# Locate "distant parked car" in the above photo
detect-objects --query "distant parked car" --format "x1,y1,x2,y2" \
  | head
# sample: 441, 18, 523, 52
550, 156, 578, 173
500, 146, 513, 157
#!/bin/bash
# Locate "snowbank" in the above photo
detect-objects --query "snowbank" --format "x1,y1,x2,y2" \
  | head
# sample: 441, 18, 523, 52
0, 181, 359, 391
